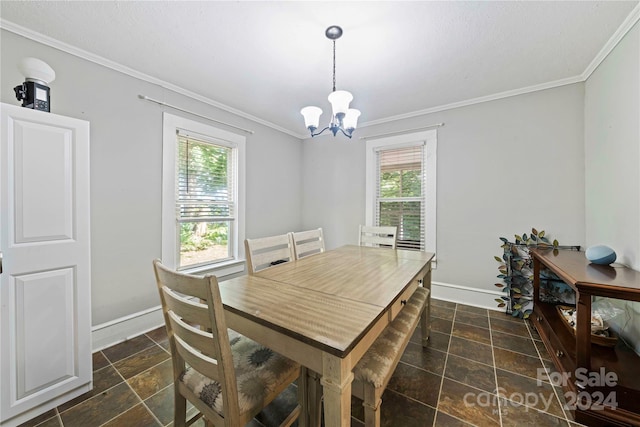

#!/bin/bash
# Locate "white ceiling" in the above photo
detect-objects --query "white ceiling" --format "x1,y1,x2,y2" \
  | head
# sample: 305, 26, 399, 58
1, 1, 638, 138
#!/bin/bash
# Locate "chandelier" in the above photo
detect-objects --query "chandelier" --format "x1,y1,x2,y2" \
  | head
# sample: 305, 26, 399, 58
301, 26, 361, 138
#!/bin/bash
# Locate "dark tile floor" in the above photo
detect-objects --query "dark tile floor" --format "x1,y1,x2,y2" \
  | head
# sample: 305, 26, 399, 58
18, 299, 589, 427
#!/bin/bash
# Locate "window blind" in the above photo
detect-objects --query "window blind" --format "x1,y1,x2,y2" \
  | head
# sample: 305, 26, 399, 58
177, 134, 235, 222
375, 144, 425, 251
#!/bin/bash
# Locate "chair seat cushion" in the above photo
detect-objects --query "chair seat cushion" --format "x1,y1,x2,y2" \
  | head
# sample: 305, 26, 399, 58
353, 287, 429, 388
179, 329, 299, 417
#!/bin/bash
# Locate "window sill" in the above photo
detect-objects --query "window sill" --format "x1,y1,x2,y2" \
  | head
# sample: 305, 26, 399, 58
182, 259, 245, 279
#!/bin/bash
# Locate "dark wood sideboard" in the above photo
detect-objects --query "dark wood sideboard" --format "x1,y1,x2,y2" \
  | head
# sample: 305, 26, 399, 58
530, 248, 640, 426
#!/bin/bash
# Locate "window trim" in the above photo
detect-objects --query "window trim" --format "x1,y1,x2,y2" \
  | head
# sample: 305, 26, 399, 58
365, 130, 437, 262
162, 112, 246, 276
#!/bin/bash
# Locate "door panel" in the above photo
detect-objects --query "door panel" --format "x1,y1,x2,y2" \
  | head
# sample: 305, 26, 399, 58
1, 103, 91, 426
13, 120, 74, 243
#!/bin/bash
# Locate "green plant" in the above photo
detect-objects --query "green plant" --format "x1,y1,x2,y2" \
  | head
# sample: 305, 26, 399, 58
493, 228, 559, 318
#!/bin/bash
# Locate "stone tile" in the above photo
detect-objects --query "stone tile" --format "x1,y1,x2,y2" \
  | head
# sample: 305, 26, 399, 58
101, 403, 160, 427
127, 358, 174, 400
452, 322, 491, 345
93, 351, 110, 371
432, 305, 455, 321
456, 304, 489, 317
31, 417, 62, 427
58, 365, 124, 412
386, 362, 442, 407
380, 389, 436, 427
16, 410, 58, 427
432, 299, 457, 309
448, 337, 494, 366
493, 347, 545, 380
145, 385, 174, 426
434, 410, 475, 426
146, 326, 169, 345
400, 341, 447, 376
455, 310, 490, 329
500, 398, 569, 426
489, 317, 529, 338
113, 345, 171, 380
491, 330, 539, 358
496, 369, 565, 418
489, 310, 524, 323
534, 339, 553, 361
59, 382, 139, 427
445, 355, 497, 393
102, 335, 157, 364
254, 384, 299, 426
431, 317, 454, 334
438, 378, 500, 427
411, 329, 450, 353
527, 321, 542, 340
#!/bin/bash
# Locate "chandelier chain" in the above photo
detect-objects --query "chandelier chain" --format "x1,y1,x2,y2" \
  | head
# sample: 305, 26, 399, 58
332, 40, 336, 92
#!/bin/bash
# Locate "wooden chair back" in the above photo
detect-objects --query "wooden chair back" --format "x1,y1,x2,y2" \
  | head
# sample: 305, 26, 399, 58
358, 225, 398, 249
245, 233, 295, 274
291, 228, 325, 259
152, 259, 241, 426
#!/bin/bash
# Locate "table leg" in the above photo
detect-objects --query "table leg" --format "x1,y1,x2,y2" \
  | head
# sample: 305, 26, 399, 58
320, 353, 354, 427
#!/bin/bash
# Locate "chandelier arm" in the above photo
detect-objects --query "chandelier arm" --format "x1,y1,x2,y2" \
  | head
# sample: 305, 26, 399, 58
310, 126, 331, 137
337, 126, 353, 139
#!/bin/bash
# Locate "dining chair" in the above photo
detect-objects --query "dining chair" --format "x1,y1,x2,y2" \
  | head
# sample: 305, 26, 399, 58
358, 225, 398, 249
152, 259, 305, 427
245, 233, 295, 274
291, 228, 325, 259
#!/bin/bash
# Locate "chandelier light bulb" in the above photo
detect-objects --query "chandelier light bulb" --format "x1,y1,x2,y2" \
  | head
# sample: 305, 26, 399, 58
300, 106, 323, 130
328, 90, 353, 118
343, 109, 361, 131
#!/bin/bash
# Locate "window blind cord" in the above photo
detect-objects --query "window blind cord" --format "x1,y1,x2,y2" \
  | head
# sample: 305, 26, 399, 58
139, 94, 254, 135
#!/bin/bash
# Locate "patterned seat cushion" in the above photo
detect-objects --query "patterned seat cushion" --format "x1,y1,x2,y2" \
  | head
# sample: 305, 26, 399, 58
353, 287, 429, 388
179, 329, 299, 417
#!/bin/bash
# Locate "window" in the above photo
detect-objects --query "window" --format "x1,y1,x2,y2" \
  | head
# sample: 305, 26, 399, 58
162, 113, 245, 276
365, 130, 437, 256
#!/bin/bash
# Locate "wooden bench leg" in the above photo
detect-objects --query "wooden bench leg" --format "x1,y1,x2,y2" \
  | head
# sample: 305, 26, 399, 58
297, 367, 310, 427
420, 301, 430, 347
307, 370, 323, 427
363, 386, 382, 427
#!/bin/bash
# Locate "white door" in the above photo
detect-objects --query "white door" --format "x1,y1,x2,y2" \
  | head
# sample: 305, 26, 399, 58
0, 103, 91, 426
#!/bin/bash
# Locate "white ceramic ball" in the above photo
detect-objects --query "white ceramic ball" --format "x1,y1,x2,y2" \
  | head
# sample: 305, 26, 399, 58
585, 245, 617, 265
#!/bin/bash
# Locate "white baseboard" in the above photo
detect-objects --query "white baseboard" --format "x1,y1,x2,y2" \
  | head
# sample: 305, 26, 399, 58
90, 281, 506, 352
91, 305, 164, 352
431, 281, 504, 312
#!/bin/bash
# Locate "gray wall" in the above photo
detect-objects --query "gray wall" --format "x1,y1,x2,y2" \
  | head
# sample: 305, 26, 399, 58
302, 84, 586, 297
1, 30, 304, 326
585, 21, 640, 351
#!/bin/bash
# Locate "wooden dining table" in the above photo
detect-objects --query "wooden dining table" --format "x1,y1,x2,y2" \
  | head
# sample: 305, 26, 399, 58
219, 245, 435, 427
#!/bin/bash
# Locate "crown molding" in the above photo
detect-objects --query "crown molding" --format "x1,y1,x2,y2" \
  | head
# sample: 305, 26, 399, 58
0, 19, 302, 139
582, 2, 640, 80
358, 75, 585, 129
3, 4, 639, 142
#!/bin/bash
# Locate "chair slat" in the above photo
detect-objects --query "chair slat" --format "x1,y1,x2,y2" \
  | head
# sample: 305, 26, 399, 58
359, 225, 397, 249
291, 228, 325, 260
154, 263, 210, 300
168, 310, 218, 357
174, 335, 223, 384
163, 287, 212, 329
245, 234, 295, 274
